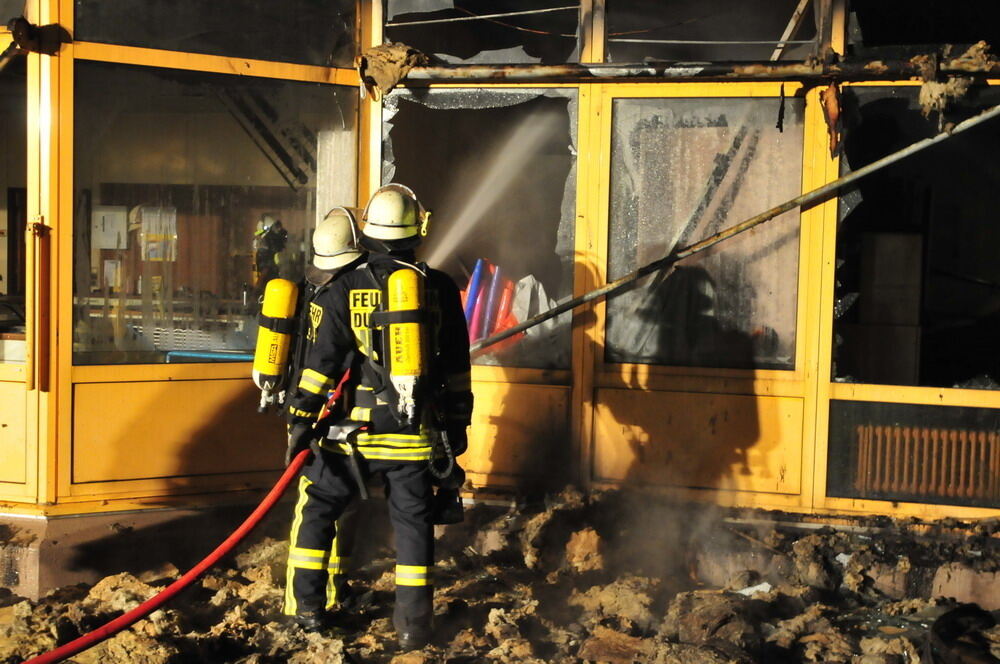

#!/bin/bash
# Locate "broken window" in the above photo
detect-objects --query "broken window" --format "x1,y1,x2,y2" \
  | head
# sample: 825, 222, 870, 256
605, 97, 803, 370
828, 400, 1000, 508
0, 57, 25, 364
848, 0, 1000, 58
383, 88, 577, 370
606, 0, 817, 63
833, 85, 1000, 390
73, 62, 357, 365
74, 0, 356, 67
384, 0, 579, 64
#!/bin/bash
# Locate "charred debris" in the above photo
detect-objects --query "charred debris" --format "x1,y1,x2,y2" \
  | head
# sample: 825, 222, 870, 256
2, 489, 998, 664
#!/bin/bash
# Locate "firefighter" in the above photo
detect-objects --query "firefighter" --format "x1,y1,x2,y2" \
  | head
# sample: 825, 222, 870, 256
286, 207, 366, 394
252, 214, 288, 293
284, 184, 472, 649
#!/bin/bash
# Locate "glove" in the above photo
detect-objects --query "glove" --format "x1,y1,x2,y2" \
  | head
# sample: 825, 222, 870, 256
285, 423, 316, 466
446, 427, 468, 457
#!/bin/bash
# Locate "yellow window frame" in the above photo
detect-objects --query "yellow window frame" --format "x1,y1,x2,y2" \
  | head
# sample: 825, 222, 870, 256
812, 79, 1000, 519
8, 0, 368, 509
588, 82, 824, 397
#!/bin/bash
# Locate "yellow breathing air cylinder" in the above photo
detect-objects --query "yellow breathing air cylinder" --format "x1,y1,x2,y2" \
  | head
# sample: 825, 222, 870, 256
386, 267, 426, 422
253, 278, 299, 410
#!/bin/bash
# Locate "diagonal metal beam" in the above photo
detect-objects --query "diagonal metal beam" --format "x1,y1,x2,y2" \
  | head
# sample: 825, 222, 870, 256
771, 0, 813, 61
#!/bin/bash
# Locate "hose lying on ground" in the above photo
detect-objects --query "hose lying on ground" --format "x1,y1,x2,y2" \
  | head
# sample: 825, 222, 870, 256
22, 449, 312, 664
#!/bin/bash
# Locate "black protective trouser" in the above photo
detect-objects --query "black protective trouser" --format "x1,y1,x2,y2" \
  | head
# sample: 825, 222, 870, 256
284, 449, 434, 634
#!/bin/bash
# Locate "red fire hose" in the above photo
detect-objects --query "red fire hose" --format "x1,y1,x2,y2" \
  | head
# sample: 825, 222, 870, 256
22, 449, 311, 664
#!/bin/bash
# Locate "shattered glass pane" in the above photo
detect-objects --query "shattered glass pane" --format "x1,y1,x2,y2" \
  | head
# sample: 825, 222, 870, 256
606, 0, 817, 63
605, 97, 803, 370
384, 88, 577, 370
75, 0, 356, 67
828, 399, 1000, 508
834, 292, 859, 319
834, 85, 1000, 389
384, 0, 579, 64
73, 62, 357, 365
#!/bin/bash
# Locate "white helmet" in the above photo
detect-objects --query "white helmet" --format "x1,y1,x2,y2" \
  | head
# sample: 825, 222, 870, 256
312, 207, 362, 271
361, 184, 428, 243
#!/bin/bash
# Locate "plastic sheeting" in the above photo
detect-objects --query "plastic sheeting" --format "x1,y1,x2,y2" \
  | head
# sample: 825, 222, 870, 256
605, 97, 804, 370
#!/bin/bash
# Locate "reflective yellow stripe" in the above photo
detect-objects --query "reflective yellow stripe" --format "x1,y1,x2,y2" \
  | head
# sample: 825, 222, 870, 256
364, 453, 431, 462
396, 564, 430, 574
327, 556, 349, 573
325, 536, 349, 609
396, 564, 431, 587
349, 406, 372, 421
358, 444, 433, 453
298, 369, 333, 395
288, 545, 329, 570
289, 406, 320, 419
318, 442, 433, 462
446, 371, 471, 392
359, 447, 433, 461
288, 559, 325, 570
284, 475, 314, 616
356, 432, 431, 446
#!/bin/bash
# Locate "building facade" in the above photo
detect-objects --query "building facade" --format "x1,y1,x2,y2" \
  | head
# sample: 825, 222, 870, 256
0, 1, 998, 594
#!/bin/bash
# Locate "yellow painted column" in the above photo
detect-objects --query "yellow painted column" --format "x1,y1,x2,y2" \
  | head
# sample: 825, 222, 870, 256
357, 0, 383, 207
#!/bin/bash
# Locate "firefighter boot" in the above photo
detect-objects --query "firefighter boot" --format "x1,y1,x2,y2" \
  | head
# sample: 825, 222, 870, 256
398, 628, 431, 651
292, 609, 329, 633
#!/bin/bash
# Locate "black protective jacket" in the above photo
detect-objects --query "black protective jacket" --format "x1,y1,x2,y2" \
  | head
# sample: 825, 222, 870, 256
287, 252, 472, 462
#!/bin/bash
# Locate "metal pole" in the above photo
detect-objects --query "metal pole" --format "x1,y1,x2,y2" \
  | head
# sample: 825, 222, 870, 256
471, 102, 1000, 354
607, 38, 814, 45
770, 0, 813, 61
404, 57, 1000, 83
386, 6, 578, 27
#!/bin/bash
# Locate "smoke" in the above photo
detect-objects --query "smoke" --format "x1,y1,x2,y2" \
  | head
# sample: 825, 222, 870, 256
425, 110, 565, 267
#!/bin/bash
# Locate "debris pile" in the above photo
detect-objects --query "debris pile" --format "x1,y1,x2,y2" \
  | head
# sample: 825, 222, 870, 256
1, 489, 999, 663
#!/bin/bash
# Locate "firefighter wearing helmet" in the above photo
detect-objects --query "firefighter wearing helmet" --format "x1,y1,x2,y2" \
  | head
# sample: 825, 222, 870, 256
283, 185, 472, 649
253, 208, 364, 413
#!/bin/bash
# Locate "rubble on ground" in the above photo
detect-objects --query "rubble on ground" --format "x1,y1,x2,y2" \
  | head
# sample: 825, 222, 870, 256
2, 489, 999, 663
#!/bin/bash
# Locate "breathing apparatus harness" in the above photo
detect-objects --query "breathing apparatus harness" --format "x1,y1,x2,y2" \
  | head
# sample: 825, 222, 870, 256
361, 257, 456, 480
253, 267, 342, 413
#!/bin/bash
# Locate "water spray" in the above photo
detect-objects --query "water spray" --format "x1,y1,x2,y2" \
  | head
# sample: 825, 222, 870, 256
425, 111, 564, 267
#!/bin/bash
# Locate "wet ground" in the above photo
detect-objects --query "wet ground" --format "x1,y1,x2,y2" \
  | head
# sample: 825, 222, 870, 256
1, 488, 998, 663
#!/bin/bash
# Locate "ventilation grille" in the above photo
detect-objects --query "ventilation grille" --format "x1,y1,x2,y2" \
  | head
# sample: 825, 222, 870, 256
855, 425, 1000, 502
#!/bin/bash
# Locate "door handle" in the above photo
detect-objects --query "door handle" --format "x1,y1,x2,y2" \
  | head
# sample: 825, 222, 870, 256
25, 216, 49, 391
